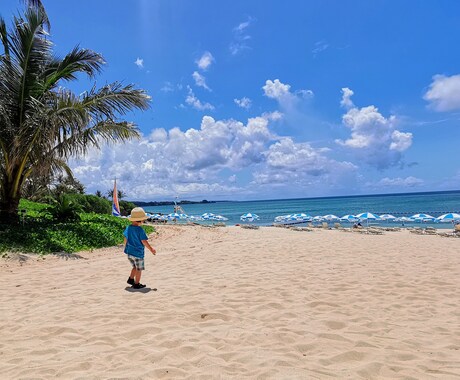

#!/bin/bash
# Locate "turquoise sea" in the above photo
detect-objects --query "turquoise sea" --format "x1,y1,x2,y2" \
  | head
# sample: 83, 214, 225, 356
144, 190, 460, 228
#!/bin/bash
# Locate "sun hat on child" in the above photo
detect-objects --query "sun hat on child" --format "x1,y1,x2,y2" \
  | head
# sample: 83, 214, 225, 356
128, 207, 148, 222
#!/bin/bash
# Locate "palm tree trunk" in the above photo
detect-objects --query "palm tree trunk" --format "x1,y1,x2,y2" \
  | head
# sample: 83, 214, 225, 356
0, 181, 20, 224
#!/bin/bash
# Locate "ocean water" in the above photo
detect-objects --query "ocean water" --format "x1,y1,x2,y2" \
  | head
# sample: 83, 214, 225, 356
144, 190, 460, 228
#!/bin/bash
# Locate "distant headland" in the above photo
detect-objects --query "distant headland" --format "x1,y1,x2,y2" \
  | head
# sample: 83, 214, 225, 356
133, 200, 216, 207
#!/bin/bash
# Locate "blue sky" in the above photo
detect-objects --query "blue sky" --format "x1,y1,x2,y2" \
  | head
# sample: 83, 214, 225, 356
2, 0, 460, 201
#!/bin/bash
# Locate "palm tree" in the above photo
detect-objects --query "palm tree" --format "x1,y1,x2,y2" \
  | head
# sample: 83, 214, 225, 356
0, 1, 151, 223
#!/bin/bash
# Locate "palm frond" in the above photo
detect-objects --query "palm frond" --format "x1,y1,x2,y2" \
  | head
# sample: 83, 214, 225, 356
82, 82, 151, 120
42, 46, 105, 88
22, 0, 50, 31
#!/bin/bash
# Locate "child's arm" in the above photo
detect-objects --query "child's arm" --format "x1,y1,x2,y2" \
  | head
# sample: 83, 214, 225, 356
142, 240, 156, 255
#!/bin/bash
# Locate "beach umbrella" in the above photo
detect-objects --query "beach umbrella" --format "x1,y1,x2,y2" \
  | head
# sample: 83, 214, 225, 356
291, 213, 312, 221
214, 215, 228, 221
340, 214, 358, 222
356, 212, 380, 227
188, 215, 203, 221
274, 215, 288, 222
435, 213, 460, 223
322, 214, 339, 221
240, 213, 260, 222
201, 212, 216, 220
167, 212, 188, 221
379, 214, 396, 220
356, 212, 380, 220
312, 216, 323, 222
275, 213, 310, 223
410, 213, 435, 221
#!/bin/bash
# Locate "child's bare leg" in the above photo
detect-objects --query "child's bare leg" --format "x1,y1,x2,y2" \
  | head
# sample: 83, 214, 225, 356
129, 268, 136, 280
134, 269, 142, 284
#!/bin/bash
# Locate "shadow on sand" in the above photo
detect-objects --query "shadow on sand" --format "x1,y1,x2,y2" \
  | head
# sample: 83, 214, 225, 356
52, 252, 87, 260
124, 286, 157, 294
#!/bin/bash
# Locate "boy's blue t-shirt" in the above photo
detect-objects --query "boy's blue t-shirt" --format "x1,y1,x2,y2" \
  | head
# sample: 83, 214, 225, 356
123, 225, 148, 258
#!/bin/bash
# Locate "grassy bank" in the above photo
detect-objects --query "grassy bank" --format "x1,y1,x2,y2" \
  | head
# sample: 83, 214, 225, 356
0, 200, 154, 255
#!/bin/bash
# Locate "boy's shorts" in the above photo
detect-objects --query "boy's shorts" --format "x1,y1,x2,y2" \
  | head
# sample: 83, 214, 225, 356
127, 255, 145, 270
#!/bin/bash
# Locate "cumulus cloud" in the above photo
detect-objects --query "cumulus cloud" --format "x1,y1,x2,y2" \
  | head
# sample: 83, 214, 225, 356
230, 17, 254, 55
234, 97, 252, 109
134, 57, 144, 69
263, 79, 291, 100
252, 138, 357, 194
340, 87, 354, 109
69, 112, 360, 200
185, 86, 214, 110
263, 79, 314, 107
336, 88, 413, 169
192, 71, 211, 91
424, 74, 460, 111
70, 114, 278, 199
196, 51, 214, 71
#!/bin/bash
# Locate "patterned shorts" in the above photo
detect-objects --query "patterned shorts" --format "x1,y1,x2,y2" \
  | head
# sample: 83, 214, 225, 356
127, 255, 145, 270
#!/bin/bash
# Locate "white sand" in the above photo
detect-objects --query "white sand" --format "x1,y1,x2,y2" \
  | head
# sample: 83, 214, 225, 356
0, 225, 459, 379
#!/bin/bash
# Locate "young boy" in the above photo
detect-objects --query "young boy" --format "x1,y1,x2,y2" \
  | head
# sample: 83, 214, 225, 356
124, 207, 156, 289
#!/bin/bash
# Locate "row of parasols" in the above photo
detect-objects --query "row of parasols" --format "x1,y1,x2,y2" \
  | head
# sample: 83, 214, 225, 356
145, 212, 229, 222
273, 212, 460, 224
143, 212, 460, 224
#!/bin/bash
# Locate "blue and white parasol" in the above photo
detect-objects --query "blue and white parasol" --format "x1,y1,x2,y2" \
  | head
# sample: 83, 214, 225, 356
322, 214, 340, 221
240, 213, 260, 222
410, 213, 435, 221
201, 213, 216, 220
435, 213, 460, 223
340, 214, 358, 222
167, 212, 188, 220
379, 214, 396, 220
356, 212, 380, 227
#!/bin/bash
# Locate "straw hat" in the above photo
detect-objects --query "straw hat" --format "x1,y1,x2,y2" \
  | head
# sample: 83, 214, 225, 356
128, 207, 148, 222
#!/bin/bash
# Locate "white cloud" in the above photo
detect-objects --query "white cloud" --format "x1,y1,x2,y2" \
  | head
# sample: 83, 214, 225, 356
312, 40, 329, 57
70, 114, 276, 198
263, 79, 291, 100
134, 57, 144, 69
390, 130, 413, 152
252, 138, 357, 194
230, 17, 254, 55
160, 81, 174, 92
196, 51, 214, 71
69, 112, 360, 200
185, 86, 214, 110
234, 97, 252, 109
369, 176, 424, 188
424, 74, 460, 112
340, 87, 354, 109
262, 79, 314, 108
192, 71, 211, 91
336, 88, 413, 169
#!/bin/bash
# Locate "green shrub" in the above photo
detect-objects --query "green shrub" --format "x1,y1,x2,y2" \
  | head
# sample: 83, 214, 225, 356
0, 201, 155, 254
48, 194, 82, 222
67, 194, 111, 214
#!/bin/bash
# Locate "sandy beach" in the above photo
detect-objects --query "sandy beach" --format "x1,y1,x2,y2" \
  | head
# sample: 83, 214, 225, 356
0, 225, 459, 379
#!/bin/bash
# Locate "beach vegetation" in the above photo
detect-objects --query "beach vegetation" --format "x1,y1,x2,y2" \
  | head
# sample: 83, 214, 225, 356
48, 194, 82, 222
0, 199, 154, 255
0, 0, 151, 224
